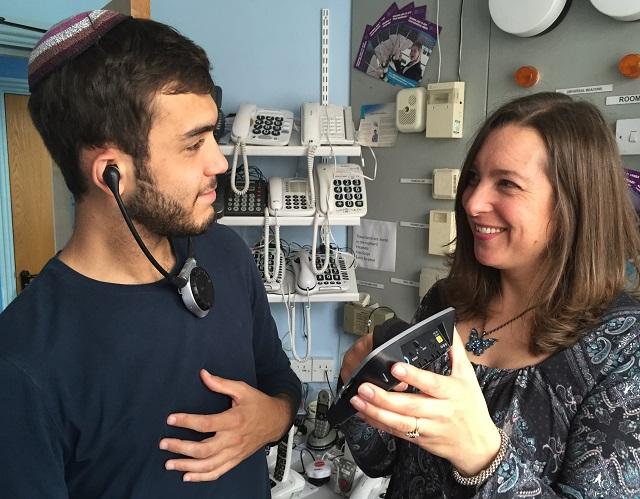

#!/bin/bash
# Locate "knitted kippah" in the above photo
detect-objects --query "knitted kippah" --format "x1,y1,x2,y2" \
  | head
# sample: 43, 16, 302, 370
28, 10, 128, 91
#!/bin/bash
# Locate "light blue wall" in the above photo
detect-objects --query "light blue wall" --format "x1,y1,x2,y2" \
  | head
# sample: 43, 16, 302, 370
152, 0, 352, 110
152, 1, 356, 384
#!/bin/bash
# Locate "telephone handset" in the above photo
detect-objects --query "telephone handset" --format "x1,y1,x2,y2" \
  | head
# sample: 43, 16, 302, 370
268, 177, 315, 217
315, 163, 367, 217
291, 250, 317, 295
300, 103, 355, 145
231, 104, 294, 146
292, 249, 352, 295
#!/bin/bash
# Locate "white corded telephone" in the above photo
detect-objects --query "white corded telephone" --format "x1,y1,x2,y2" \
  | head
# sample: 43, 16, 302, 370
300, 103, 356, 145
231, 104, 294, 146
229, 103, 294, 195
315, 163, 367, 217
267, 177, 315, 217
267, 165, 367, 218
291, 249, 352, 295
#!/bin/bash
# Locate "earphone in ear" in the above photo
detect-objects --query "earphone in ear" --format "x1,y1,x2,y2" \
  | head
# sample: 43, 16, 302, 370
102, 163, 121, 195
101, 162, 214, 318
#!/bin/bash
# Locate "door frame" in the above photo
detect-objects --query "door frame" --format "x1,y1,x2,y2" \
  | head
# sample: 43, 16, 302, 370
0, 77, 29, 309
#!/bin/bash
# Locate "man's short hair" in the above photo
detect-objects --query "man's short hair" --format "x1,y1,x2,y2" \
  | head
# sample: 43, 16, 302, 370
28, 12, 215, 199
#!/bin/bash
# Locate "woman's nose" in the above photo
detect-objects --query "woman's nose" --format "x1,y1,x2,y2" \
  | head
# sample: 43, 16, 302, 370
462, 183, 492, 217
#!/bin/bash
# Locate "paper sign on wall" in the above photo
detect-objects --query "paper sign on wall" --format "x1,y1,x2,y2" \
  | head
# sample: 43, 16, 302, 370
351, 219, 397, 272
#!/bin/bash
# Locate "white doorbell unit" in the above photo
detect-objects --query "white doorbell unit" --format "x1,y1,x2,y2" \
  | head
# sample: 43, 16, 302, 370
428, 210, 456, 256
590, 0, 640, 21
425, 82, 465, 139
396, 87, 427, 133
432, 168, 460, 200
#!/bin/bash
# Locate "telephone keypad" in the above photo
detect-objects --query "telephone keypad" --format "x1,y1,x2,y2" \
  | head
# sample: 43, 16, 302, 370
327, 172, 366, 216
253, 249, 284, 292
247, 110, 293, 145
314, 254, 349, 291
225, 179, 267, 216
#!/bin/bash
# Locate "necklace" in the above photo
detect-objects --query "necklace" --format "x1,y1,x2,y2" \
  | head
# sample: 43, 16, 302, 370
465, 306, 535, 356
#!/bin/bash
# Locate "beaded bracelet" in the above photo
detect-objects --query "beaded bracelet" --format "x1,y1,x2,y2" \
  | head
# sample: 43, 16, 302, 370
451, 428, 508, 487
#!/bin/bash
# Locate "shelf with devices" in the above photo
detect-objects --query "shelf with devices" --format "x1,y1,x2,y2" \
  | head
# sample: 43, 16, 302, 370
216, 103, 368, 340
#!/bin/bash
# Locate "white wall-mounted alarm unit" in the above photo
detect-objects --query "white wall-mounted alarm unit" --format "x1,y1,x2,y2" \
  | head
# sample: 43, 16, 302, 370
432, 169, 460, 200
590, 0, 640, 21
428, 210, 456, 256
396, 87, 427, 133
488, 0, 572, 37
425, 82, 465, 139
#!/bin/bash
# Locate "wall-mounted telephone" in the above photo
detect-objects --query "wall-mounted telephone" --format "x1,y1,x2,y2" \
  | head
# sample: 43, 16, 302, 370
253, 244, 286, 292
292, 249, 352, 295
231, 104, 294, 146
268, 177, 315, 217
300, 103, 355, 145
217, 173, 268, 217
315, 163, 367, 217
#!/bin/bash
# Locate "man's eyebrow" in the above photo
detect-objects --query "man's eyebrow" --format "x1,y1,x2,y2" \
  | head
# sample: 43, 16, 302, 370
180, 124, 216, 139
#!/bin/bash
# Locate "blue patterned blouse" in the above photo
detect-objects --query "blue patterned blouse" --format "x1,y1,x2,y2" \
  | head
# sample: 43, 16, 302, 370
341, 290, 640, 498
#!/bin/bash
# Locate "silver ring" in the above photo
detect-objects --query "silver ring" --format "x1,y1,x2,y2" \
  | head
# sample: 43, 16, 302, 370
406, 417, 420, 439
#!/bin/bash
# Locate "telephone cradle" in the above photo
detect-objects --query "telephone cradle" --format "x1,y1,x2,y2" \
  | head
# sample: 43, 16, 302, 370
327, 307, 455, 426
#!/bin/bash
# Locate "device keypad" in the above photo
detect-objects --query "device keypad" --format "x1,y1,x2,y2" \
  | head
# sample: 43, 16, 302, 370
332, 176, 364, 209
250, 112, 292, 142
226, 180, 267, 216
284, 194, 310, 211
315, 255, 349, 289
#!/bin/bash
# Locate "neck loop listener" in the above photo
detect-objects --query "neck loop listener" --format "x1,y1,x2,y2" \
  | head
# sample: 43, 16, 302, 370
102, 164, 214, 318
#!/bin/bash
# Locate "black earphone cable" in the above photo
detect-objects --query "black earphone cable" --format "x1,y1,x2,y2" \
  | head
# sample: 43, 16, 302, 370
103, 165, 188, 288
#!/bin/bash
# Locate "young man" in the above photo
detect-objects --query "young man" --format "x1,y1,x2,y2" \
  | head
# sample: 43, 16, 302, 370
0, 10, 301, 498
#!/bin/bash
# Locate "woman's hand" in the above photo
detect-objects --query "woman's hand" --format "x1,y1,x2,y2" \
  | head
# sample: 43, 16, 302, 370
348, 328, 501, 476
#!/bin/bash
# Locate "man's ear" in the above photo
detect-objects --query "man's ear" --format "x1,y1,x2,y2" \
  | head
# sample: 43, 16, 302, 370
86, 148, 134, 197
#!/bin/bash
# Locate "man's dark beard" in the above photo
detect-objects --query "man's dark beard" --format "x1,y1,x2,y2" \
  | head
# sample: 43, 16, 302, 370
125, 163, 215, 237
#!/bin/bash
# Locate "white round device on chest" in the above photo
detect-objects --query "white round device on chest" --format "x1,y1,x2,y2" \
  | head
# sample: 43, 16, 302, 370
590, 0, 640, 21
489, 0, 571, 37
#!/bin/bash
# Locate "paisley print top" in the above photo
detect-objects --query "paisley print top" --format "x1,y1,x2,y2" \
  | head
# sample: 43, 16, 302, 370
341, 290, 640, 498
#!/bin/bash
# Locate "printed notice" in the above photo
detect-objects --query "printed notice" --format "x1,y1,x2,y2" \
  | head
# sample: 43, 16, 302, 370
351, 219, 397, 272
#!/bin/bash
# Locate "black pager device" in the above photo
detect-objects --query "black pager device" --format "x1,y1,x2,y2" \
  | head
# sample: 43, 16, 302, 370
327, 307, 455, 426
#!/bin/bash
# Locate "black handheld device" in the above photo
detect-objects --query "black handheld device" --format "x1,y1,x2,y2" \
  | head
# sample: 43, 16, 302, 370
327, 307, 455, 426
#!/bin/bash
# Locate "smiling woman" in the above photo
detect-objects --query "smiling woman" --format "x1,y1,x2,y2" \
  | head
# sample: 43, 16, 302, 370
338, 92, 640, 498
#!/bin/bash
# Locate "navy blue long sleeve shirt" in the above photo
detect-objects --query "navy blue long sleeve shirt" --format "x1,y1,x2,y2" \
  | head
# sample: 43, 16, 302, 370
0, 223, 301, 498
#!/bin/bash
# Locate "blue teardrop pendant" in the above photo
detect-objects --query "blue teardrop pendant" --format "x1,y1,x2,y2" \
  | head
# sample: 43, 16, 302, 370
465, 328, 498, 356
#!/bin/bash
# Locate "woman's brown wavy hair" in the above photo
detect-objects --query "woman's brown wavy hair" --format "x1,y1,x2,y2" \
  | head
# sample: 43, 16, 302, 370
442, 92, 640, 354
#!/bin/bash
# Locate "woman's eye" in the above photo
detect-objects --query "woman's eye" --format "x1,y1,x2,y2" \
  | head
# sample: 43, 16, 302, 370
499, 179, 519, 189
467, 172, 479, 185
186, 138, 205, 152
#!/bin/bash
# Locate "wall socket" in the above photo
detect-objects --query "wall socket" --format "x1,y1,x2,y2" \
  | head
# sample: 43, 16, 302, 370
290, 357, 336, 383
290, 358, 312, 383
311, 357, 335, 383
